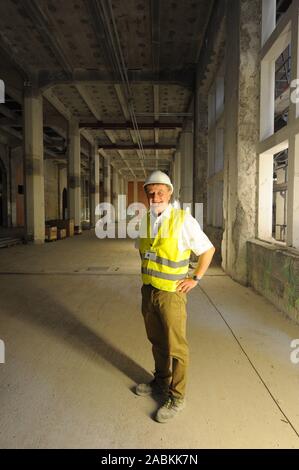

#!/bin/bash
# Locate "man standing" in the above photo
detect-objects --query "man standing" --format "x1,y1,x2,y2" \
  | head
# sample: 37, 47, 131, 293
135, 171, 215, 423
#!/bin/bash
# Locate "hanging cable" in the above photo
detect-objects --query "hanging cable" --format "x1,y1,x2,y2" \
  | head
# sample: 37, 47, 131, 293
97, 0, 147, 174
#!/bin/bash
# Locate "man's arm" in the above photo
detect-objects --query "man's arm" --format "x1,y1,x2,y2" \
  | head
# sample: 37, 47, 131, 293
177, 246, 215, 294
192, 246, 215, 279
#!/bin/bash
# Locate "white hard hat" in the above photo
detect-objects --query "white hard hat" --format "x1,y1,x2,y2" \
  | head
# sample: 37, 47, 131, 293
143, 171, 173, 193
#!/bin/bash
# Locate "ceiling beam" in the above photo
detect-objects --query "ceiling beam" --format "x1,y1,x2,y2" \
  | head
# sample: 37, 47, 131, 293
75, 84, 102, 121
79, 121, 182, 130
0, 117, 22, 126
151, 0, 160, 175
80, 147, 90, 158
135, 112, 193, 117
151, 0, 160, 75
114, 85, 130, 121
111, 157, 172, 162
43, 89, 96, 147
114, 84, 144, 177
22, 0, 73, 73
194, 1, 216, 63
44, 150, 66, 160
196, 0, 226, 91
98, 144, 176, 150
105, 129, 134, 177
23, 0, 73, 74
39, 69, 195, 91
113, 160, 171, 168
0, 40, 30, 82
75, 84, 134, 176
153, 84, 160, 169
43, 89, 73, 122
117, 166, 169, 171
0, 126, 22, 140
80, 129, 94, 147
43, 115, 68, 130
118, 149, 136, 178
0, 68, 24, 104
150, 0, 160, 174
153, 86, 160, 123
84, 0, 118, 81
126, 127, 146, 177
0, 104, 20, 121
100, 147, 135, 179
84, 0, 137, 179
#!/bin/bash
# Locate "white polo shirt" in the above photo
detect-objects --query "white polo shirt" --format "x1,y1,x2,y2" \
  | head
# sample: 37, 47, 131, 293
135, 204, 214, 256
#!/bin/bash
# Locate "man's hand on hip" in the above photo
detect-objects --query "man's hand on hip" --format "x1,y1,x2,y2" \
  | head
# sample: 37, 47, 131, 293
176, 278, 198, 294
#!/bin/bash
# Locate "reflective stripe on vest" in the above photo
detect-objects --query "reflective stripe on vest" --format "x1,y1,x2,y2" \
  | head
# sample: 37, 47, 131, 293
141, 267, 187, 281
142, 254, 190, 269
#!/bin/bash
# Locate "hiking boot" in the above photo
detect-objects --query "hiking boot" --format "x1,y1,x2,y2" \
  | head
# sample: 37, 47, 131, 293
135, 380, 169, 397
155, 396, 186, 423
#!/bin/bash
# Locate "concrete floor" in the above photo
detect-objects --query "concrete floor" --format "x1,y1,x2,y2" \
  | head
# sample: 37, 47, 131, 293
0, 230, 299, 449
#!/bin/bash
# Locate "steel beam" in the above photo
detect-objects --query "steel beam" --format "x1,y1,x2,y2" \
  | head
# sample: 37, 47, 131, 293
79, 121, 182, 130
97, 143, 176, 150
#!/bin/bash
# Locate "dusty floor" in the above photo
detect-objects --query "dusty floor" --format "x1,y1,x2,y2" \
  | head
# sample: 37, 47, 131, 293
0, 230, 299, 449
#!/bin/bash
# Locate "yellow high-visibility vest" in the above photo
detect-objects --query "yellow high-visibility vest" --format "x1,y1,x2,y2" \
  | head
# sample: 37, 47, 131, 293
139, 208, 190, 292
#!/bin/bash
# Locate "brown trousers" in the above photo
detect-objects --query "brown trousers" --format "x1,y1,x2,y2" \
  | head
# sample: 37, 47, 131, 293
141, 284, 189, 399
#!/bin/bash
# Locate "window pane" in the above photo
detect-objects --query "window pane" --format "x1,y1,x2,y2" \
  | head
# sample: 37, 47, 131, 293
275, 45, 291, 132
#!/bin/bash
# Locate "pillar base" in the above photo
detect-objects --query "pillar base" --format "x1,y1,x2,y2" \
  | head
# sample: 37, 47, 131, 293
74, 225, 82, 235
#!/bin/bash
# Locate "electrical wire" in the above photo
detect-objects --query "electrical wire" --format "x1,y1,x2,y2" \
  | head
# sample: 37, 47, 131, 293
98, 0, 147, 176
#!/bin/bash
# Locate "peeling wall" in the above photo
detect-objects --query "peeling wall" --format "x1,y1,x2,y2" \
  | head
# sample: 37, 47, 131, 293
195, 0, 226, 248
222, 0, 261, 285
205, 226, 223, 264
248, 240, 299, 324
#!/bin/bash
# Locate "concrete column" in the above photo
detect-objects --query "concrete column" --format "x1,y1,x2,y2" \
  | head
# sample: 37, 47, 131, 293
118, 175, 124, 196
90, 145, 99, 228
133, 180, 138, 203
172, 151, 181, 201
122, 178, 128, 199
112, 170, 119, 222
179, 121, 193, 205
23, 86, 45, 243
68, 119, 81, 230
103, 155, 111, 203
117, 175, 123, 218
98, 155, 104, 203
223, 0, 261, 284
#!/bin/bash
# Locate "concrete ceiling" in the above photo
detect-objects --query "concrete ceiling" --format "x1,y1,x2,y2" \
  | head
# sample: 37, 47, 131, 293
0, 0, 214, 179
